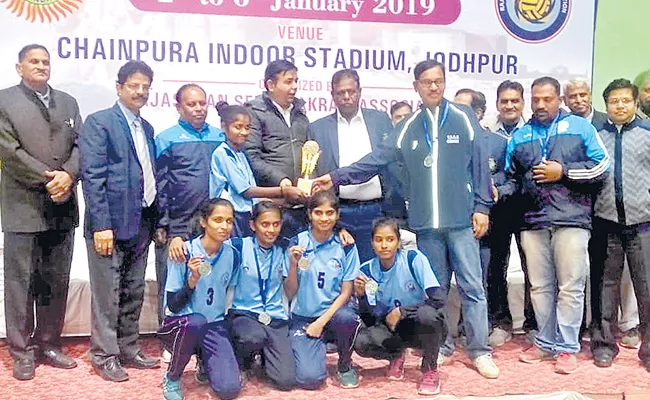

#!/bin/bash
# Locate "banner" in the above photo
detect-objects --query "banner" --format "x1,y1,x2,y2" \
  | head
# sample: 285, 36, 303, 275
0, 0, 596, 131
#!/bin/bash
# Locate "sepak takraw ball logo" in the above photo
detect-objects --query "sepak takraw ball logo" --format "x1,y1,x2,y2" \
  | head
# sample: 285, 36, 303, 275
496, 0, 571, 43
1, 0, 82, 23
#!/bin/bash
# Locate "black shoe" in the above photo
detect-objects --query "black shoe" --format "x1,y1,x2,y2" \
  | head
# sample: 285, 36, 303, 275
593, 352, 613, 368
643, 359, 650, 373
40, 348, 78, 369
13, 358, 35, 380
92, 357, 129, 382
120, 351, 160, 369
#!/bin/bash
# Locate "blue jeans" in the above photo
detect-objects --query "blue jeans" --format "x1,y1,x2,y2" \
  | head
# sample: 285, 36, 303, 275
417, 228, 491, 360
521, 227, 589, 354
338, 201, 383, 263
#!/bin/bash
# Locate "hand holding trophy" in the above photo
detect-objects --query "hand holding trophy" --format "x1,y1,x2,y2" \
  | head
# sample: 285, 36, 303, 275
297, 140, 321, 195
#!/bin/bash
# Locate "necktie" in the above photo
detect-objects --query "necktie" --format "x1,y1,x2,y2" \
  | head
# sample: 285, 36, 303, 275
133, 118, 156, 207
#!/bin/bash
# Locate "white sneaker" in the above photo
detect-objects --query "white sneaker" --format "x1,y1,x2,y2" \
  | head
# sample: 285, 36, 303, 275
162, 349, 172, 364
436, 352, 449, 366
473, 354, 499, 379
488, 327, 513, 347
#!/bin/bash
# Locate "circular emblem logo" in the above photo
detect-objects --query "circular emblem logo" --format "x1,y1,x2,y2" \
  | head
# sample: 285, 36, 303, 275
2, 0, 82, 23
496, 0, 571, 43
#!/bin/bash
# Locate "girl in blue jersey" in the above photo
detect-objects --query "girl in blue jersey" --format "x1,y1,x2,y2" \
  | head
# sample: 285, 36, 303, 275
157, 199, 242, 400
284, 190, 361, 390
353, 217, 447, 396
209, 102, 305, 237
228, 201, 296, 390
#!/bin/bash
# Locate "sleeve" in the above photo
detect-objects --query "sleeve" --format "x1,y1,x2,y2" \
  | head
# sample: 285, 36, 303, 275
242, 109, 288, 186
165, 259, 188, 293
469, 117, 493, 215
498, 136, 522, 200
229, 247, 242, 288
166, 284, 194, 314
209, 147, 227, 199
79, 114, 112, 232
0, 109, 49, 188
490, 133, 508, 187
155, 136, 171, 229
342, 244, 361, 282
219, 147, 254, 195
412, 251, 440, 290
60, 99, 82, 180
357, 296, 378, 327
424, 287, 446, 309
283, 237, 298, 278
331, 127, 400, 187
561, 123, 610, 184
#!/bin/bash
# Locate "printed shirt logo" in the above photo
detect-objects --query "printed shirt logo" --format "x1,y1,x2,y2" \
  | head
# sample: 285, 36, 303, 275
446, 134, 460, 144
557, 120, 569, 133
496, 0, 571, 43
405, 280, 417, 292
411, 140, 419, 150
221, 272, 231, 287
2, 0, 82, 23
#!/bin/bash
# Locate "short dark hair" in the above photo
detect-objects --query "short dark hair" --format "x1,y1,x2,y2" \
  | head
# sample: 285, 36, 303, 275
413, 59, 446, 81
18, 44, 49, 62
390, 101, 412, 116
331, 69, 360, 89
602, 79, 638, 103
496, 80, 524, 100
117, 60, 154, 85
371, 217, 402, 241
251, 200, 283, 222
198, 198, 234, 222
531, 76, 560, 96
264, 60, 297, 90
455, 88, 486, 115
175, 83, 206, 104
215, 101, 251, 127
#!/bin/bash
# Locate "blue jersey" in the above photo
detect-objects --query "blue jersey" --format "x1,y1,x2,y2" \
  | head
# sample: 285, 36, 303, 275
230, 237, 288, 320
164, 237, 239, 322
285, 230, 360, 318
209, 142, 258, 213
360, 249, 439, 317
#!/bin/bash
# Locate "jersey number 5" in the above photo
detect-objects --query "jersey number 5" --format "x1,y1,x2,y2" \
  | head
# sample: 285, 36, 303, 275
317, 272, 325, 289
206, 288, 214, 306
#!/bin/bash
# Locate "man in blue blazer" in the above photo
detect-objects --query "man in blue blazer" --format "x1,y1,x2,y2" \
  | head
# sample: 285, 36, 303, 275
80, 60, 160, 382
310, 69, 403, 262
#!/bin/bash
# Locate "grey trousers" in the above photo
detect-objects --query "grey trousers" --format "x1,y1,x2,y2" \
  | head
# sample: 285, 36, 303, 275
86, 212, 154, 365
3, 229, 74, 361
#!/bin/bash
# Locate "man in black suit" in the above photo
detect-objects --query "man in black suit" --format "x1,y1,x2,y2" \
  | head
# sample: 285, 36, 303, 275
0, 44, 81, 380
563, 79, 608, 130
309, 69, 400, 262
80, 60, 160, 382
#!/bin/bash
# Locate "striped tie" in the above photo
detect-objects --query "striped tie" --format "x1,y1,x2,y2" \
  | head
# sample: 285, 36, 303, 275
133, 118, 156, 207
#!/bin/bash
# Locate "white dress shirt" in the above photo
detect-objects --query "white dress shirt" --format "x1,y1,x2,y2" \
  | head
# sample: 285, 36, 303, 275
272, 99, 293, 127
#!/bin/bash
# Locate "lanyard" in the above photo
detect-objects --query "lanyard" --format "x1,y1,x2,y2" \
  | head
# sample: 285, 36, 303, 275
536, 116, 559, 161
252, 239, 275, 310
187, 238, 224, 269
303, 231, 337, 258
421, 104, 449, 153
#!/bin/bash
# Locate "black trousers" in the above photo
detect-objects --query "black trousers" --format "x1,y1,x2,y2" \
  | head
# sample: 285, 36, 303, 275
3, 229, 74, 361
86, 209, 155, 365
590, 218, 650, 362
354, 304, 446, 371
154, 240, 168, 326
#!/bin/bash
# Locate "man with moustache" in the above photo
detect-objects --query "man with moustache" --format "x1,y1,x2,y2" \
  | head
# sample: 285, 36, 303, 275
80, 60, 160, 382
154, 84, 225, 324
590, 79, 650, 371
309, 69, 400, 262
634, 70, 650, 119
313, 59, 499, 382
507, 77, 609, 374
0, 44, 81, 380
563, 79, 608, 130
243, 60, 308, 242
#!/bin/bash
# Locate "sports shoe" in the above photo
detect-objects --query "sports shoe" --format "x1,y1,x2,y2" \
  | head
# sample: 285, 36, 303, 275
417, 369, 441, 395
519, 346, 555, 364
162, 349, 172, 364
163, 372, 184, 400
386, 353, 405, 381
436, 351, 450, 366
195, 358, 209, 385
525, 329, 538, 345
473, 354, 499, 379
488, 327, 513, 347
620, 327, 641, 349
337, 367, 359, 389
555, 353, 578, 374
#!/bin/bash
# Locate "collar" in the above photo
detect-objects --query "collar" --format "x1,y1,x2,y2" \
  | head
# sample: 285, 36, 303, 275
604, 115, 639, 132
271, 98, 293, 114
494, 117, 525, 135
584, 107, 594, 122
178, 118, 210, 134
336, 107, 363, 124
529, 109, 567, 127
117, 100, 139, 127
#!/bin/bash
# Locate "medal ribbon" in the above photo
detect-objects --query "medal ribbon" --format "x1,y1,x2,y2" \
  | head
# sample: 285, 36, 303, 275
536, 115, 559, 161
302, 231, 338, 259
252, 239, 275, 311
421, 103, 449, 155
187, 238, 225, 273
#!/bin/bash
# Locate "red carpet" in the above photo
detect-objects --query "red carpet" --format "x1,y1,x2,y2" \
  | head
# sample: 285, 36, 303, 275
1, 335, 649, 400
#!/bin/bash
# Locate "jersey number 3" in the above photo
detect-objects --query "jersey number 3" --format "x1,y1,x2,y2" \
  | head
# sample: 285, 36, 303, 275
206, 288, 214, 306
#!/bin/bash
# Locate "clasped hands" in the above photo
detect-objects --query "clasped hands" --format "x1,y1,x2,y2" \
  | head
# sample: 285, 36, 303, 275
45, 169, 74, 203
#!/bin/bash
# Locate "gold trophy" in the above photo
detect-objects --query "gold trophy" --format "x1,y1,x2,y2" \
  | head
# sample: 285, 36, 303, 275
297, 140, 321, 195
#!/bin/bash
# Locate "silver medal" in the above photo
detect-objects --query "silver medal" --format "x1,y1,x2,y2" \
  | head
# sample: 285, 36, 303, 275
423, 155, 433, 168
298, 256, 310, 270
198, 261, 212, 276
365, 279, 379, 296
258, 312, 272, 326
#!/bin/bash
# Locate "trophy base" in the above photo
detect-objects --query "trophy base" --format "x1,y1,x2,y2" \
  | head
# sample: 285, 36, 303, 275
297, 178, 313, 194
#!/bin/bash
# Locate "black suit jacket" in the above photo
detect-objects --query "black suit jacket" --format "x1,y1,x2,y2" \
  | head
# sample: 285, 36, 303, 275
591, 110, 608, 131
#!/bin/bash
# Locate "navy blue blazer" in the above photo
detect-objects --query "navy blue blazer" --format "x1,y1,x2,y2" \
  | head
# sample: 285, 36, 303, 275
80, 103, 157, 240
309, 108, 406, 218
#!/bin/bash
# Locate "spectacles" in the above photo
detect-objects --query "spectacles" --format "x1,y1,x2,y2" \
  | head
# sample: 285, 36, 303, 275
123, 83, 151, 92
417, 79, 445, 88
607, 98, 634, 105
